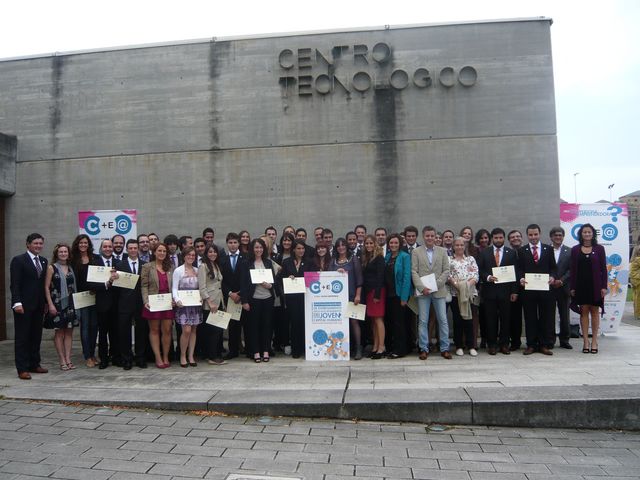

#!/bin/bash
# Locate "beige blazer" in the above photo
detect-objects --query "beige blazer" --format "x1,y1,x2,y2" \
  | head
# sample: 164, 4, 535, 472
141, 262, 174, 305
411, 245, 450, 299
198, 263, 224, 311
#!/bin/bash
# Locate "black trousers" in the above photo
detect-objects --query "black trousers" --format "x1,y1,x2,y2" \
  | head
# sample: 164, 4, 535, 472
510, 296, 523, 348
286, 294, 305, 356
227, 307, 247, 356
97, 306, 118, 363
385, 296, 407, 356
405, 308, 417, 352
14, 308, 44, 372
273, 304, 289, 349
552, 288, 571, 343
199, 315, 224, 360
118, 309, 147, 364
450, 298, 474, 349
484, 296, 511, 348
246, 297, 274, 355
522, 291, 555, 349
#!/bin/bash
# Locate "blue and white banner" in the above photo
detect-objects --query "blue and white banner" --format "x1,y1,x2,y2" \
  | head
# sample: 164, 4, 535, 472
304, 271, 349, 361
78, 209, 137, 245
560, 203, 629, 333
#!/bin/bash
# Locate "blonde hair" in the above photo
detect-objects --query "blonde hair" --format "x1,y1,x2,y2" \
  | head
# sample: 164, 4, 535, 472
361, 234, 383, 266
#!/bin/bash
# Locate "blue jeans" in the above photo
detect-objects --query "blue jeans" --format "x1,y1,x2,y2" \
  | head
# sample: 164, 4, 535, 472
78, 305, 98, 360
418, 295, 449, 352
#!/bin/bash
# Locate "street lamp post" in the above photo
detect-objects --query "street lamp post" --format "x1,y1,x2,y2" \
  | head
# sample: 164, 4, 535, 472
608, 183, 615, 202
573, 172, 580, 203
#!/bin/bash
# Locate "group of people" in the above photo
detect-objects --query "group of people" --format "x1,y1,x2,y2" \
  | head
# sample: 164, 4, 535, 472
9, 222, 609, 379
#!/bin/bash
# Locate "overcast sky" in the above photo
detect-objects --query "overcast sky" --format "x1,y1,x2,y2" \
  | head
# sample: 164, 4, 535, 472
1, 0, 637, 204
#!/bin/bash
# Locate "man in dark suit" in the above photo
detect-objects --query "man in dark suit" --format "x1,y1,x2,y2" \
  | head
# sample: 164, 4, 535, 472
111, 234, 127, 262
518, 224, 557, 355
222, 232, 247, 360
10, 233, 49, 379
550, 226, 572, 349
508, 229, 525, 350
115, 239, 147, 369
479, 228, 519, 355
89, 239, 120, 369
295, 228, 315, 261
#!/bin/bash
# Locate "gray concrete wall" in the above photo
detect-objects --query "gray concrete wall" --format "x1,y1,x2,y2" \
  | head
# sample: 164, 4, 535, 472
0, 19, 560, 337
0, 133, 16, 196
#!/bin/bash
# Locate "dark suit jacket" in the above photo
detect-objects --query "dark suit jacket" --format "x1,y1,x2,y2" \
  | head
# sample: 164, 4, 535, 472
10, 252, 47, 312
517, 243, 557, 290
478, 246, 519, 300
240, 257, 280, 304
88, 255, 120, 313
116, 258, 145, 314
220, 252, 246, 301
553, 245, 571, 295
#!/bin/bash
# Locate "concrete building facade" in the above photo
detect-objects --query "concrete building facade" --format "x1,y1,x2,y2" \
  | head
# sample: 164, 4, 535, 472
0, 18, 559, 337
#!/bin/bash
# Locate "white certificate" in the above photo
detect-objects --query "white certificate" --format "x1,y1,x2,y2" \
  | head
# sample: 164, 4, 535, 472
87, 265, 112, 283
525, 273, 550, 291
415, 273, 438, 296
346, 302, 367, 321
177, 289, 201, 306
226, 301, 243, 320
148, 293, 173, 312
492, 265, 516, 284
283, 277, 306, 294
407, 296, 419, 315
206, 310, 231, 329
72, 291, 95, 309
112, 272, 140, 289
250, 268, 274, 284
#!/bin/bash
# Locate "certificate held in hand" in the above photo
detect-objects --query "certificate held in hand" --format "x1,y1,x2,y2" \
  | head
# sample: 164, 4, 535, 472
250, 268, 274, 284
226, 301, 243, 320
207, 310, 232, 329
346, 302, 366, 321
72, 291, 95, 309
87, 265, 112, 283
177, 290, 201, 306
415, 273, 438, 296
112, 272, 140, 289
525, 273, 550, 291
148, 293, 173, 312
283, 277, 306, 294
492, 265, 516, 284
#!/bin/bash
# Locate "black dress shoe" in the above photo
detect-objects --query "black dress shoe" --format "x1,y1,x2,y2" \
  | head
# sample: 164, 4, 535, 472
123, 363, 132, 371
136, 361, 148, 368
560, 342, 573, 349
98, 361, 109, 369
223, 353, 238, 360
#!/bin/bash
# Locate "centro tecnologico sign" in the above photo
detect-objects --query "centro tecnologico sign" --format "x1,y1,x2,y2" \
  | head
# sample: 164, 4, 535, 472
277, 42, 477, 96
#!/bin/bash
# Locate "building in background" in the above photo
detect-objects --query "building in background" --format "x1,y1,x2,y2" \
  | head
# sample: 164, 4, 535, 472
0, 18, 559, 338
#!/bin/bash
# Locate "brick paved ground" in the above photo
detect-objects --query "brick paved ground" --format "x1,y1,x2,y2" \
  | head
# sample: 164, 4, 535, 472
0, 399, 638, 480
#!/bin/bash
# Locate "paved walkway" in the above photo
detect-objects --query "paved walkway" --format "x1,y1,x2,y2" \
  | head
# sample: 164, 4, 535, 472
0, 398, 639, 480
0, 303, 638, 429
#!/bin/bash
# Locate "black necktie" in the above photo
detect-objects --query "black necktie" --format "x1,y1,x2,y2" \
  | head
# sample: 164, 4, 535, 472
106, 259, 110, 267
132, 262, 137, 274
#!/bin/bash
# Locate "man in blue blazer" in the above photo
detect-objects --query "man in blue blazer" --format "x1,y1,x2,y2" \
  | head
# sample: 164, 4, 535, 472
10, 233, 49, 379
